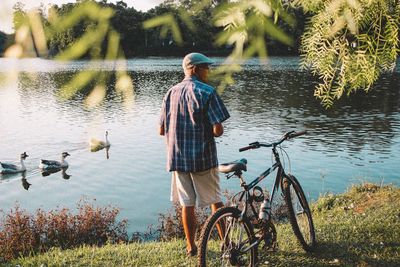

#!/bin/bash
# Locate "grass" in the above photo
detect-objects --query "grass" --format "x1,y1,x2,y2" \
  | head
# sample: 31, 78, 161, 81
261, 183, 400, 267
7, 240, 194, 267
7, 183, 400, 266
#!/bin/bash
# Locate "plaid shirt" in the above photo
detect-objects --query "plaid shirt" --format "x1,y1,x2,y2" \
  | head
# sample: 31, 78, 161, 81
160, 76, 230, 172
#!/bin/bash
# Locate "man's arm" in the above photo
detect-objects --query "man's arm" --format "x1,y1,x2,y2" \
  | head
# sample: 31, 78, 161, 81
207, 91, 229, 138
213, 123, 223, 137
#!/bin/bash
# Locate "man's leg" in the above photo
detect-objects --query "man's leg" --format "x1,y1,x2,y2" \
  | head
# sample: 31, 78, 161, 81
211, 201, 223, 213
171, 171, 197, 254
211, 201, 225, 240
182, 205, 197, 254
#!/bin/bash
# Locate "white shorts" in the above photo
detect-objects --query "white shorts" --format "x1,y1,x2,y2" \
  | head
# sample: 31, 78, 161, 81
170, 167, 222, 208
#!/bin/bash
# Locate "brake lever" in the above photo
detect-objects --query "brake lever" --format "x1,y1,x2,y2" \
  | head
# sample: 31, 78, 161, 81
284, 131, 296, 139
226, 173, 234, 179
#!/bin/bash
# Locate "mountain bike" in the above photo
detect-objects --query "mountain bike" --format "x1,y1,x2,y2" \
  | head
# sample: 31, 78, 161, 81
198, 131, 316, 266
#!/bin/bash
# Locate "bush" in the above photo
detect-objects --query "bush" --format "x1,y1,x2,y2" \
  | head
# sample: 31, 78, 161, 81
153, 189, 288, 241
0, 200, 128, 262
155, 203, 210, 242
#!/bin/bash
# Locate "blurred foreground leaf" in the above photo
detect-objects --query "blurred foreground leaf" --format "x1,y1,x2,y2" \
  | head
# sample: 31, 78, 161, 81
5, 0, 134, 107
144, 0, 293, 92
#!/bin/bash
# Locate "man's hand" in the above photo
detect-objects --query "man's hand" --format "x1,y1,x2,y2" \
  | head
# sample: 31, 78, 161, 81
159, 125, 165, 136
213, 123, 223, 137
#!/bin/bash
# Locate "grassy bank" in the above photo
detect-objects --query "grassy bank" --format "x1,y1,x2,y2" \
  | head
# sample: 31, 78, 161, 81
9, 183, 400, 266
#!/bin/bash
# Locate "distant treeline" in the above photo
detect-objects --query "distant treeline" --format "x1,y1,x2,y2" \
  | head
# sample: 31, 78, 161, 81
0, 31, 12, 56
3, 0, 308, 58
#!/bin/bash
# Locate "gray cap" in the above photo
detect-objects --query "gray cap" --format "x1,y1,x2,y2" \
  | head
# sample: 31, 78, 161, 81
182, 52, 215, 69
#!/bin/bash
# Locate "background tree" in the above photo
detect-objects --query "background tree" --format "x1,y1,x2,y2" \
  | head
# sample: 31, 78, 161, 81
144, 0, 400, 107
0, 31, 11, 55
5, 0, 398, 107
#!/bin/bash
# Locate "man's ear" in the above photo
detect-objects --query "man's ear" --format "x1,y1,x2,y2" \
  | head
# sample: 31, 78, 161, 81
184, 67, 195, 76
192, 65, 199, 74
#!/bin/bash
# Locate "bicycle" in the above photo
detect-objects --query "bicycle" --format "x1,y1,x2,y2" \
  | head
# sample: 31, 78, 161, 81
198, 131, 316, 266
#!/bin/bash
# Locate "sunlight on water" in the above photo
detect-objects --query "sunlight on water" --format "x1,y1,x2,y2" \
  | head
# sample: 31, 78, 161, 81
0, 57, 399, 233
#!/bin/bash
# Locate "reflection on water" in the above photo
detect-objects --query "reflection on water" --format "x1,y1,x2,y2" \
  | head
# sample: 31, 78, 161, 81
0, 57, 399, 234
41, 167, 71, 180
106, 146, 110, 160
21, 174, 32, 190
1, 171, 31, 190
226, 70, 400, 156
90, 146, 110, 159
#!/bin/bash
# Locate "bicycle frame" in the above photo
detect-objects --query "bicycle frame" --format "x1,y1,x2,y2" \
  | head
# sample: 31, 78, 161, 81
229, 146, 291, 253
233, 145, 289, 218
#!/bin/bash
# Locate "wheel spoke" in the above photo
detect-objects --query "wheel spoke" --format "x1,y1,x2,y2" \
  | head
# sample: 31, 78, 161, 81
199, 207, 257, 266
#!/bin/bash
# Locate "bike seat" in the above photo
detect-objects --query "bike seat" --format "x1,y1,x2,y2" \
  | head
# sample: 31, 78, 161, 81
218, 158, 247, 173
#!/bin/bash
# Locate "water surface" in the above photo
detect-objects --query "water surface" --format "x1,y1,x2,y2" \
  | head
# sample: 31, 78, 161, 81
0, 57, 399, 233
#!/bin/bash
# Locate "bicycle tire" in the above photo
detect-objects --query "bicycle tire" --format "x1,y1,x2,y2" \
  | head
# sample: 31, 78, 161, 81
283, 175, 316, 251
198, 206, 258, 267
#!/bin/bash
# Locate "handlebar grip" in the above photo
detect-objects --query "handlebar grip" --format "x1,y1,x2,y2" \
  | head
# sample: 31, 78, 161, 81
239, 142, 259, 152
239, 145, 254, 152
288, 130, 307, 139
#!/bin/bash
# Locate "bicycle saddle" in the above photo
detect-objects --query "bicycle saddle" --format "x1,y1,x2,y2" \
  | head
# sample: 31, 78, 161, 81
218, 158, 247, 173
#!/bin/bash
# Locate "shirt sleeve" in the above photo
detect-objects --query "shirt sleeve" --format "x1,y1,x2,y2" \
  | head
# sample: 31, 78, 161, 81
207, 91, 230, 125
159, 97, 166, 126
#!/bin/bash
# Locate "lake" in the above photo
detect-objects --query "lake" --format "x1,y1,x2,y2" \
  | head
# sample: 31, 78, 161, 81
0, 57, 399, 234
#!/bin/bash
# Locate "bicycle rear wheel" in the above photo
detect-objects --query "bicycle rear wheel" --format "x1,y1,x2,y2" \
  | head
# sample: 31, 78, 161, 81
283, 175, 316, 251
198, 207, 258, 267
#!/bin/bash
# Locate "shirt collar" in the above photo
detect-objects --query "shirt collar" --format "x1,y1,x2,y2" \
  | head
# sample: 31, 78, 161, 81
183, 75, 198, 82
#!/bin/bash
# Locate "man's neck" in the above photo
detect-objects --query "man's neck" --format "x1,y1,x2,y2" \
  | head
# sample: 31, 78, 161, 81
185, 74, 204, 82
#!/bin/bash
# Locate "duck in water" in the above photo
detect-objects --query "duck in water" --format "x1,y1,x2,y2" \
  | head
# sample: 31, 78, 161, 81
0, 152, 28, 174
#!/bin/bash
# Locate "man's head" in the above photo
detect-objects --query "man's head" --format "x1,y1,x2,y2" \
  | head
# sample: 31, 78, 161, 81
182, 52, 214, 82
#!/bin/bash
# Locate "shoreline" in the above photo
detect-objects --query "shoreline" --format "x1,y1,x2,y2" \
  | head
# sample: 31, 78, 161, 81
2, 182, 400, 266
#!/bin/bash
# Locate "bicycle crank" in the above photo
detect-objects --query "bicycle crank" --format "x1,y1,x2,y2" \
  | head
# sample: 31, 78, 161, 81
228, 247, 247, 266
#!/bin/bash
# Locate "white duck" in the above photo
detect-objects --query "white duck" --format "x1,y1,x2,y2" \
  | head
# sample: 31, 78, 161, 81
39, 152, 70, 170
0, 152, 29, 174
90, 131, 111, 152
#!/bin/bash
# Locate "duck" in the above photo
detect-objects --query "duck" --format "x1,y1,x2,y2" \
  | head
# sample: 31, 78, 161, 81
90, 131, 111, 152
0, 152, 29, 174
39, 152, 70, 170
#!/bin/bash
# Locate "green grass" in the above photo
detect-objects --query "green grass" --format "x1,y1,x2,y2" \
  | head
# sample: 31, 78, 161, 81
9, 183, 400, 266
262, 183, 400, 267
8, 240, 195, 267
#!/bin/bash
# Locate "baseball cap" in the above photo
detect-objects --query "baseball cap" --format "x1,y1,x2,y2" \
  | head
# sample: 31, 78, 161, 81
182, 52, 215, 69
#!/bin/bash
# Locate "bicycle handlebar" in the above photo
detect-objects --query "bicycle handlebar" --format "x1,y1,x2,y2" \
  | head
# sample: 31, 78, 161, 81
287, 130, 307, 139
239, 130, 307, 152
238, 142, 260, 152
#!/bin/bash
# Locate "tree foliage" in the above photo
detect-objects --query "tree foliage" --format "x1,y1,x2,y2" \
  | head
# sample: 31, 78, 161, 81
144, 0, 400, 107
6, 0, 134, 107
294, 0, 400, 107
142, 0, 297, 90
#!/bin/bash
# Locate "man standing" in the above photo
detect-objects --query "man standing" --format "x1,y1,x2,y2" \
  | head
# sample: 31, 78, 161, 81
159, 52, 230, 257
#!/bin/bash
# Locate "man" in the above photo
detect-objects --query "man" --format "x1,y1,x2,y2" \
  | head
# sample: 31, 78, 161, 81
159, 52, 230, 257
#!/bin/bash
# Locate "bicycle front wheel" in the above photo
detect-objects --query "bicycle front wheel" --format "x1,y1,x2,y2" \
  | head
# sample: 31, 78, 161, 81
283, 175, 316, 251
198, 207, 258, 267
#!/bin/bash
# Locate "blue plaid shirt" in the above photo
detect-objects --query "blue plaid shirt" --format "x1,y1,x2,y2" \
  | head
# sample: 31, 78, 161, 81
160, 76, 230, 172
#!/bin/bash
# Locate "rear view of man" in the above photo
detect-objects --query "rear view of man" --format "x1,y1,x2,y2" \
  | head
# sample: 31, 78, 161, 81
159, 52, 230, 256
